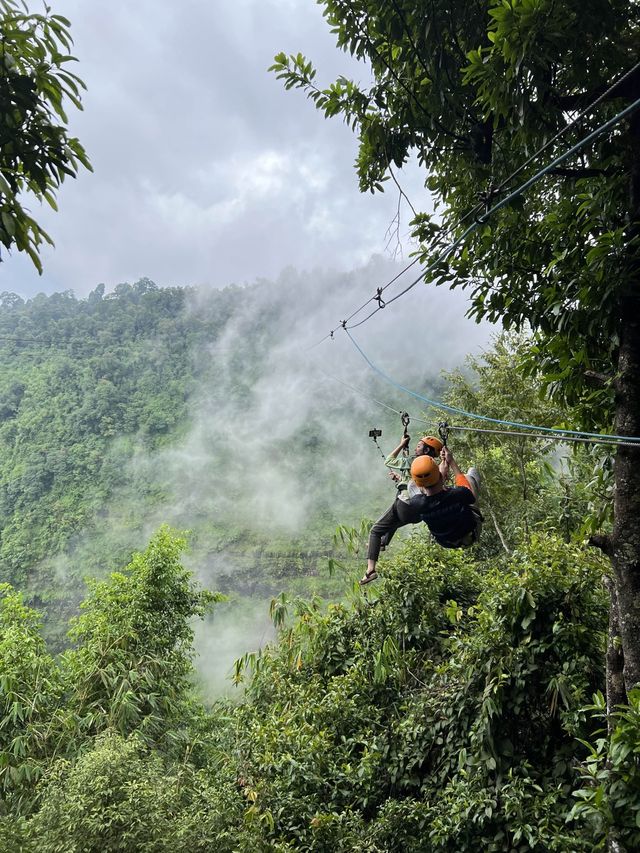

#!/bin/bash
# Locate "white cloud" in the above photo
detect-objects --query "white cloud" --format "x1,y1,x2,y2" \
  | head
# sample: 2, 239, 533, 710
2, 0, 428, 297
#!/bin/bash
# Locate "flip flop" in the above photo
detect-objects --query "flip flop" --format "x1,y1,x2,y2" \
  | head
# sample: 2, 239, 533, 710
359, 570, 378, 586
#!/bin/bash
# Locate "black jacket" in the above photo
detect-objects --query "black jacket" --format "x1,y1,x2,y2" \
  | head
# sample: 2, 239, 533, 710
408, 486, 478, 548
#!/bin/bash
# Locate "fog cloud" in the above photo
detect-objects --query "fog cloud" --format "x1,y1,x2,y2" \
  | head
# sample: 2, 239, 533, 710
6, 0, 428, 297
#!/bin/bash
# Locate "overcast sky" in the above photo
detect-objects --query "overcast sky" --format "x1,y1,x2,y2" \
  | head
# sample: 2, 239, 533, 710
3, 0, 430, 298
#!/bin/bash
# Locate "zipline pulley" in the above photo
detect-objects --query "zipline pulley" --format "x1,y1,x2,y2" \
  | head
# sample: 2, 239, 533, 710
401, 412, 411, 456
438, 421, 450, 448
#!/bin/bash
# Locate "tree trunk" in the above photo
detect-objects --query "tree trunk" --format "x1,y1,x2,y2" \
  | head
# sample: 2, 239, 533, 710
603, 576, 627, 717
610, 101, 640, 696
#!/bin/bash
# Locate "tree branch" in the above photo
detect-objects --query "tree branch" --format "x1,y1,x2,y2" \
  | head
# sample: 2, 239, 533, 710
589, 533, 613, 556
584, 369, 613, 387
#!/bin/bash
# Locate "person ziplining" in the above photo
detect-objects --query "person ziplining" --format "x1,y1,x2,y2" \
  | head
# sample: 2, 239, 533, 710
384, 430, 444, 495
409, 447, 482, 548
360, 443, 482, 585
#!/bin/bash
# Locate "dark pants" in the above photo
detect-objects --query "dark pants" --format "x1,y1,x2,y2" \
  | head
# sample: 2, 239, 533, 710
367, 498, 422, 561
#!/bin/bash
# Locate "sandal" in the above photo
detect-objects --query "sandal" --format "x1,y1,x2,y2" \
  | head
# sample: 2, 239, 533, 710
359, 570, 378, 586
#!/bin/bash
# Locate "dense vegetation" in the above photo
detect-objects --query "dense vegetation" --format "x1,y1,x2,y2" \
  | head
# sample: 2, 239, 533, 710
272, 0, 640, 714
0, 1, 90, 269
1, 523, 638, 851
1, 278, 636, 849
0, 280, 239, 642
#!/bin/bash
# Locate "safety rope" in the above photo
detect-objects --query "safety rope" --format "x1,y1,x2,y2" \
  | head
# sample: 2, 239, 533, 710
339, 333, 640, 445
316, 368, 640, 448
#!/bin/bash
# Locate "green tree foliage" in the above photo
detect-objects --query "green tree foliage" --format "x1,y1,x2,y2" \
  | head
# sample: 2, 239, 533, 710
23, 733, 251, 853
232, 536, 607, 850
0, 0, 90, 270
271, 0, 640, 706
0, 524, 618, 850
0, 584, 60, 803
0, 528, 220, 818
569, 690, 640, 851
62, 527, 221, 753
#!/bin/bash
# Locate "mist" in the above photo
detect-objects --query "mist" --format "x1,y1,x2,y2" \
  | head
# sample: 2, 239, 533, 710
38, 256, 492, 690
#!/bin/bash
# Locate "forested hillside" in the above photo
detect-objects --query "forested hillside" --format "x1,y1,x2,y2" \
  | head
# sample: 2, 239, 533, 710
1, 275, 632, 850
0, 268, 478, 659
0, 279, 244, 643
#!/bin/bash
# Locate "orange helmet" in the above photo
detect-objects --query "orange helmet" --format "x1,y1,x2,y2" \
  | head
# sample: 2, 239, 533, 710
419, 436, 443, 457
411, 455, 441, 488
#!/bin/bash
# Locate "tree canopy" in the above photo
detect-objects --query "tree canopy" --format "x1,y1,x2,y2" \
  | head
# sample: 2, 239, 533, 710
0, 0, 90, 270
272, 0, 640, 703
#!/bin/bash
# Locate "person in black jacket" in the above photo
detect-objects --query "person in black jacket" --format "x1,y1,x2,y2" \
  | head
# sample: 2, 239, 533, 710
408, 447, 482, 548
359, 435, 445, 586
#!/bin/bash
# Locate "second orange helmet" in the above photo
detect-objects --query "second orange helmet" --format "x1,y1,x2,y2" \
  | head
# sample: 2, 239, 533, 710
411, 455, 441, 488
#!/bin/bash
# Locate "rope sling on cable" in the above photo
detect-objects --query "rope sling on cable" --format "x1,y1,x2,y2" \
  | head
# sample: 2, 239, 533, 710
401, 412, 410, 456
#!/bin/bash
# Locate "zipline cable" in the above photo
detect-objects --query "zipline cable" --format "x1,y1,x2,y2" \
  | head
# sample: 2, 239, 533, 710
342, 328, 640, 444
320, 81, 640, 339
313, 366, 403, 416
311, 257, 421, 349
317, 370, 640, 448
446, 422, 640, 449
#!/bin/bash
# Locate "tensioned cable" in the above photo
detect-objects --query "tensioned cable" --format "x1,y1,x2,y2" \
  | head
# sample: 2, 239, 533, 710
318, 369, 640, 448
313, 365, 402, 415
454, 59, 640, 229
311, 257, 421, 349
339, 92, 640, 332
320, 69, 640, 339
344, 327, 640, 444
446, 422, 640, 448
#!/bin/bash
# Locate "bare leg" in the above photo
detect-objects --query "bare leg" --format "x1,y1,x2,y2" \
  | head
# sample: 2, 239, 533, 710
360, 558, 378, 584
